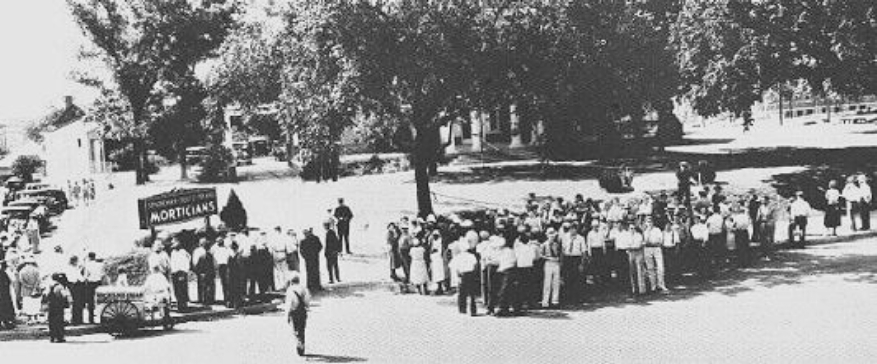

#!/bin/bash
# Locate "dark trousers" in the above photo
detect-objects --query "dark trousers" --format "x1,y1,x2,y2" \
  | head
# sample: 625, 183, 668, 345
338, 223, 351, 253
788, 216, 808, 248
496, 269, 517, 313
561, 256, 582, 303
862, 204, 871, 230
735, 230, 751, 267
708, 233, 725, 269
517, 266, 537, 307
326, 254, 340, 282
662, 246, 680, 282
614, 248, 629, 288
457, 272, 478, 315
172, 271, 189, 310
217, 265, 229, 303
85, 281, 99, 323
289, 311, 307, 355
760, 223, 775, 258
305, 258, 321, 291
589, 248, 610, 286
48, 310, 64, 341
197, 274, 215, 304
70, 282, 86, 325
482, 265, 499, 312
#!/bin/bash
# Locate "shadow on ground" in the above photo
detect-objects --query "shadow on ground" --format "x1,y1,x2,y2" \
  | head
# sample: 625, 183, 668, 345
430, 146, 877, 186
303, 353, 367, 363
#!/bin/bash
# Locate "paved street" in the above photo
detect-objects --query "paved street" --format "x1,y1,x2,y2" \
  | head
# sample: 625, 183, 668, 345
6, 237, 877, 363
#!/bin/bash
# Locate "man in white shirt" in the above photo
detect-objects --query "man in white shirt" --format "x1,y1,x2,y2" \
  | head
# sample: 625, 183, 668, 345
451, 243, 479, 316
285, 273, 311, 356
495, 241, 518, 317
642, 219, 667, 293
170, 239, 192, 311
83, 252, 104, 324
586, 220, 608, 287
212, 236, 232, 305
689, 215, 710, 277
617, 221, 646, 296
514, 228, 539, 310
788, 191, 812, 248
561, 224, 587, 303
270, 227, 291, 291
706, 207, 726, 270
843, 176, 862, 231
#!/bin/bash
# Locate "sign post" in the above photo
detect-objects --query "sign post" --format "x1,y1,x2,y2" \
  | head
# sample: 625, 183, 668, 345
138, 188, 219, 230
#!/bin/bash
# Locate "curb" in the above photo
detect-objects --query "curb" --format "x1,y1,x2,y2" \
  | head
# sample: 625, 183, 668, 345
775, 229, 877, 250
0, 301, 282, 342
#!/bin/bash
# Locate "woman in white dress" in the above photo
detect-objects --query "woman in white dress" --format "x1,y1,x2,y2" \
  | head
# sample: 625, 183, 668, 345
408, 239, 429, 295
427, 231, 448, 295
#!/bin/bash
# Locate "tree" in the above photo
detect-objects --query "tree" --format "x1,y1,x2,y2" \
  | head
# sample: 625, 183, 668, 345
68, 0, 237, 184
220, 188, 247, 232
672, 0, 877, 119
12, 155, 43, 183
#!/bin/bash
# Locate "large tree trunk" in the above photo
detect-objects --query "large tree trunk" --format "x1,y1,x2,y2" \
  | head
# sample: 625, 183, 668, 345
180, 146, 188, 180
413, 126, 435, 217
134, 139, 148, 185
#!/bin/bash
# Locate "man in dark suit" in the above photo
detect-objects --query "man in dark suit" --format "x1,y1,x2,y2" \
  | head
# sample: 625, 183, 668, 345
333, 198, 354, 254
324, 222, 342, 284
300, 228, 323, 291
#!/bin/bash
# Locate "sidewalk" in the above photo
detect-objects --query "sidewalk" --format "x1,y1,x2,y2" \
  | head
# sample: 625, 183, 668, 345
0, 277, 396, 342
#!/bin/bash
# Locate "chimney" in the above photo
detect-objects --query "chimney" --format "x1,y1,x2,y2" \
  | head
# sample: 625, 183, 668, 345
64, 95, 73, 109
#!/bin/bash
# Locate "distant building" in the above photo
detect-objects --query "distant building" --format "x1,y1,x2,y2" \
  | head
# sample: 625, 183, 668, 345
39, 97, 108, 183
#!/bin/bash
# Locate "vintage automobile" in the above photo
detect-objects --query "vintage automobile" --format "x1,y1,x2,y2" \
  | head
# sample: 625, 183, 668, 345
96, 286, 174, 337
14, 188, 68, 215
5, 199, 50, 232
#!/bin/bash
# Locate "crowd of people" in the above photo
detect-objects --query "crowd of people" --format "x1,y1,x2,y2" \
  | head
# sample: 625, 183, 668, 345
385, 171, 873, 317
0, 245, 104, 333
66, 178, 97, 208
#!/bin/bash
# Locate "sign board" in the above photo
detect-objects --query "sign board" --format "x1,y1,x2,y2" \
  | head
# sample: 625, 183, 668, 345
138, 188, 218, 229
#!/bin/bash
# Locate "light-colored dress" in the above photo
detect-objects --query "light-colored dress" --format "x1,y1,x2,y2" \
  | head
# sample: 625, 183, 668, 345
408, 246, 429, 285
429, 239, 447, 284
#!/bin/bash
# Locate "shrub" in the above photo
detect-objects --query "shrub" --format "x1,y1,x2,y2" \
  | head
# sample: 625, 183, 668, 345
220, 189, 248, 232
12, 155, 43, 182
197, 144, 234, 182
104, 250, 150, 286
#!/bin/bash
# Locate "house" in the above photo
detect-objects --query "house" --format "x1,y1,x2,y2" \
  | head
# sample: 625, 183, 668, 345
40, 97, 108, 183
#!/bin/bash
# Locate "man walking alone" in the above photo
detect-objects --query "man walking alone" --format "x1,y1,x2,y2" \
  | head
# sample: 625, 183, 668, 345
334, 198, 354, 254
285, 273, 311, 356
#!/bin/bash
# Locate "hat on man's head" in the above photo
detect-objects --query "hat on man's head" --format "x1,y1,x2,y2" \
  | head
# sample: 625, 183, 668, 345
288, 272, 301, 285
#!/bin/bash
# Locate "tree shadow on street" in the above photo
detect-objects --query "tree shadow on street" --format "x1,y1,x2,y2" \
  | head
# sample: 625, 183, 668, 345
429, 146, 877, 187
566, 243, 877, 313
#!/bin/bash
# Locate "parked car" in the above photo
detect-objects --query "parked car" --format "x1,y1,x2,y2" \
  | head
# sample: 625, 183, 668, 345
232, 142, 253, 166
14, 188, 68, 215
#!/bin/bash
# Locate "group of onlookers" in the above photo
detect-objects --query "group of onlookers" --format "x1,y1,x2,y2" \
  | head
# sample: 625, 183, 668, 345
0, 244, 104, 334
67, 178, 96, 208
386, 176, 873, 317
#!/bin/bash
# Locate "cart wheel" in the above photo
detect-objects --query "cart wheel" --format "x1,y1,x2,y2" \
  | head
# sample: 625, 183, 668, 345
101, 301, 140, 337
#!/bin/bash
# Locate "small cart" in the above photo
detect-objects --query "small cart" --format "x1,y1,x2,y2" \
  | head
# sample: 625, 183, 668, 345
96, 286, 174, 337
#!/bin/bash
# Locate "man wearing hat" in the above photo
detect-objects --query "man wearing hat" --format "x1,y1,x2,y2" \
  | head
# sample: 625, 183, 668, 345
47, 272, 70, 343
616, 220, 646, 296
561, 223, 587, 303
300, 228, 323, 291
333, 198, 354, 255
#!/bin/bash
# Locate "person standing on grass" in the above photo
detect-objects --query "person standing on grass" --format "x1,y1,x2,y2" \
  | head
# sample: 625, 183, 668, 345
324, 222, 342, 284
334, 198, 354, 255
824, 180, 842, 236
285, 273, 311, 356
386, 223, 403, 282
65, 255, 86, 325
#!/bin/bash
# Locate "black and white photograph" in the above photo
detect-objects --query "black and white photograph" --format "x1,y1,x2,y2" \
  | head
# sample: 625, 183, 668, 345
1, 0, 876, 362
